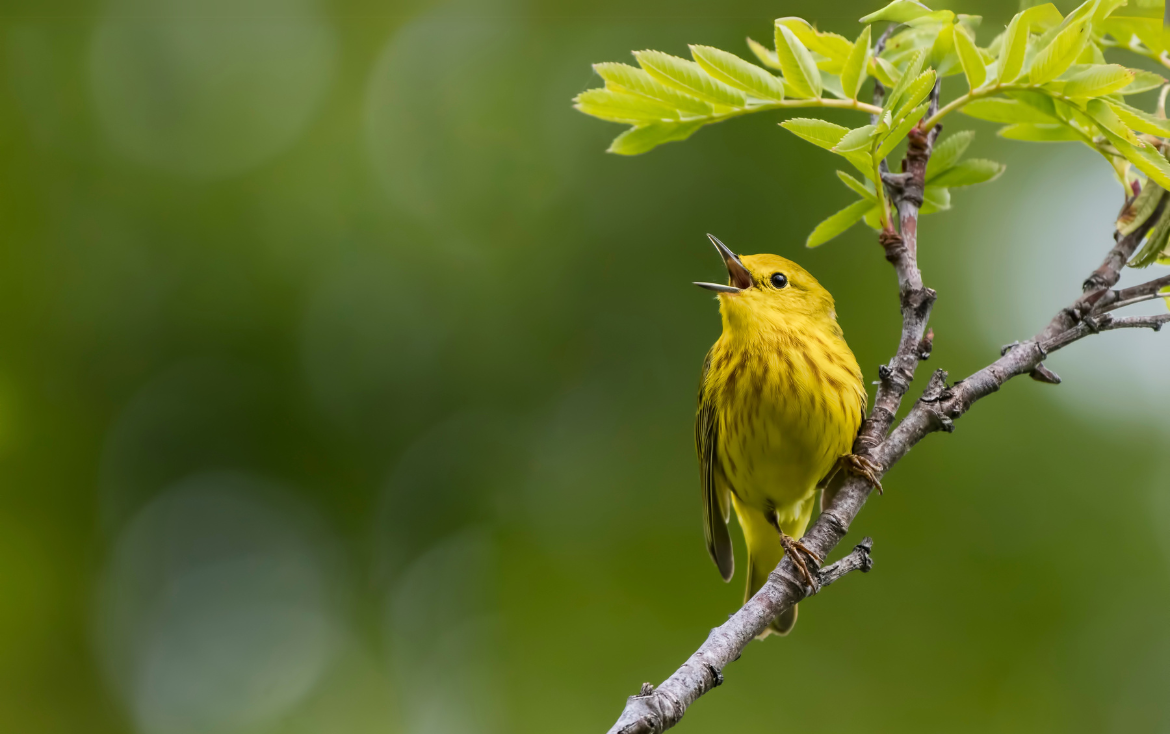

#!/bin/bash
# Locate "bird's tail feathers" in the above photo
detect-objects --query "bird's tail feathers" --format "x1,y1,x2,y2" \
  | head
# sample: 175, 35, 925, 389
739, 503, 797, 638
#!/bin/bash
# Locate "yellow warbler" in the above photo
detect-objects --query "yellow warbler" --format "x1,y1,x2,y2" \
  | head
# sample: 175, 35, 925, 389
694, 235, 877, 636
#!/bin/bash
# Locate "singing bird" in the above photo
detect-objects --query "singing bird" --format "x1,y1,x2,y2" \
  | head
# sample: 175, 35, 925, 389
694, 234, 878, 636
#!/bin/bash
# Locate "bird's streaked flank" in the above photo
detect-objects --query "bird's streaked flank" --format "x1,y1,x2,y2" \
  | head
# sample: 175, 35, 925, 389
695, 234, 880, 636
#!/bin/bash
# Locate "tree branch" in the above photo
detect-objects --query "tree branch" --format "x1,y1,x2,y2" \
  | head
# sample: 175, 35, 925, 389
606, 540, 874, 734
603, 85, 1170, 734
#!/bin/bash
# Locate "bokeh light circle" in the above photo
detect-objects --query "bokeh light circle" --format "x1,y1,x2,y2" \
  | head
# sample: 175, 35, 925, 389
89, 0, 336, 179
94, 471, 344, 734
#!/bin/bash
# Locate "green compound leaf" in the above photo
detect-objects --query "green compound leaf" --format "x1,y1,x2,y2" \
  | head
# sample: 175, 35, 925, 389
774, 23, 823, 99
876, 103, 929, 160
860, 0, 934, 24
997, 123, 1083, 141
807, 199, 873, 247
606, 120, 705, 155
780, 118, 849, 150
574, 89, 682, 124
820, 71, 847, 100
927, 158, 1005, 187
840, 25, 872, 101
1060, 64, 1136, 98
953, 25, 986, 89
1099, 130, 1170, 191
962, 98, 1058, 123
872, 57, 901, 87
1130, 201, 1170, 267
836, 170, 875, 200
1120, 69, 1166, 95
593, 63, 714, 116
885, 49, 926, 114
689, 45, 786, 101
921, 185, 952, 214
894, 70, 936, 121
926, 130, 976, 181
1084, 99, 1141, 146
746, 37, 782, 70
1029, 16, 1091, 85
1116, 177, 1165, 235
833, 123, 879, 153
777, 18, 853, 73
1108, 101, 1170, 137
634, 50, 746, 107
997, 11, 1029, 83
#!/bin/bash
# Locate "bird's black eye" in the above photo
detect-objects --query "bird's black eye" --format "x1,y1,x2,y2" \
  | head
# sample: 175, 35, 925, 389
770, 273, 788, 289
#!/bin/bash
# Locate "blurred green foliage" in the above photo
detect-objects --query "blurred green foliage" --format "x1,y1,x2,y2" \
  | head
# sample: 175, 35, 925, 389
0, 0, 1169, 733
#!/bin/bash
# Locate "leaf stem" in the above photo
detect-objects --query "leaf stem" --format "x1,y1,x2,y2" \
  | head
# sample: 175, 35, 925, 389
920, 82, 1085, 132
689, 97, 883, 125
872, 151, 891, 230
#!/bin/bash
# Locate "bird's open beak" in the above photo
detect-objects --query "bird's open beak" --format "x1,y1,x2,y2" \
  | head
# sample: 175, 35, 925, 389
694, 234, 752, 293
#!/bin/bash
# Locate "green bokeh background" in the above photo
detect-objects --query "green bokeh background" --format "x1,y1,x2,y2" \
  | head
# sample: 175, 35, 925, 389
2, 0, 1169, 732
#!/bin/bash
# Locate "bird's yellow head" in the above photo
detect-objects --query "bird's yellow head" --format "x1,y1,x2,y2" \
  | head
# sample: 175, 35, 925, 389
695, 234, 838, 334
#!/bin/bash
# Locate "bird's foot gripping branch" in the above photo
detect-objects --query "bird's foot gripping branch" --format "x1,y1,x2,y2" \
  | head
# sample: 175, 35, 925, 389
575, 2, 1170, 732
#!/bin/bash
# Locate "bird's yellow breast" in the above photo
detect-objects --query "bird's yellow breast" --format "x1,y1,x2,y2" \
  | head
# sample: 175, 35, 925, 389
705, 314, 864, 524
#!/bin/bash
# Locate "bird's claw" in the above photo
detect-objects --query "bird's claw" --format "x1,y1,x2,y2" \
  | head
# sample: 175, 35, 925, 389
778, 532, 821, 592
841, 454, 884, 495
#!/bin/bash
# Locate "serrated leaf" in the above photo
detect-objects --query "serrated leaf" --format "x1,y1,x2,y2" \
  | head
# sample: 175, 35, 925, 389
836, 170, 875, 200
953, 25, 986, 89
885, 49, 926, 113
1063, 0, 1100, 26
997, 122, 1083, 141
634, 50, 746, 107
1116, 177, 1165, 234
1098, 130, 1170, 190
746, 37, 783, 70
876, 103, 929, 159
1023, 3, 1068, 32
843, 151, 879, 182
872, 57, 901, 87
994, 4, 1061, 83
775, 23, 823, 98
926, 130, 976, 181
777, 18, 852, 73
574, 89, 682, 124
1120, 69, 1166, 95
840, 26, 872, 101
997, 11, 1029, 83
807, 199, 873, 247
921, 185, 952, 214
820, 71, 847, 100
1101, 16, 1170, 54
1108, 101, 1170, 137
962, 98, 1058, 123
928, 158, 1005, 187
1085, 98, 1141, 145
1130, 198, 1170, 267
1061, 64, 1136, 98
594, 63, 714, 116
834, 123, 879, 153
860, 0, 934, 24
1092, 0, 1126, 24
690, 45, 786, 101
929, 22, 958, 75
895, 70, 936, 121
1029, 17, 1091, 85
780, 118, 848, 150
607, 121, 705, 155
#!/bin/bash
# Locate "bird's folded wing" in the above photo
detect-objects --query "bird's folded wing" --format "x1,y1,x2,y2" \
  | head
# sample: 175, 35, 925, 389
697, 351, 734, 582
